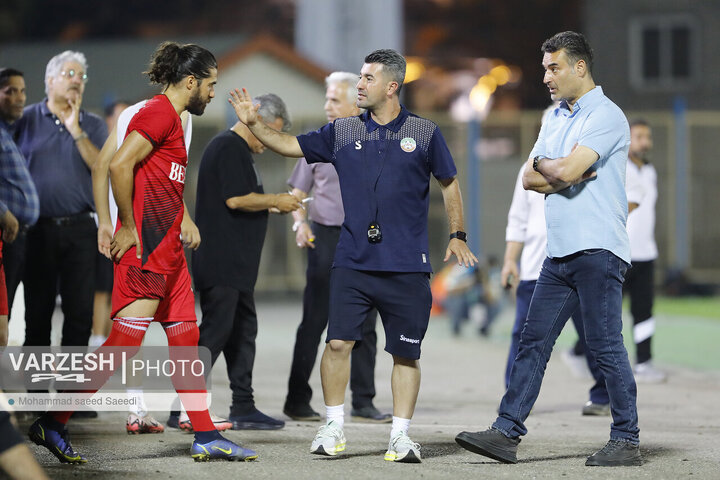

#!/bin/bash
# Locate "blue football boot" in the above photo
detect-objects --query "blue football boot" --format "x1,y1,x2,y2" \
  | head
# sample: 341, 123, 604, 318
190, 436, 258, 462
28, 418, 87, 464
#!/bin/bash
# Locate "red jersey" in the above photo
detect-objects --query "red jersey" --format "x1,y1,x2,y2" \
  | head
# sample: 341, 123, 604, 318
116, 95, 187, 274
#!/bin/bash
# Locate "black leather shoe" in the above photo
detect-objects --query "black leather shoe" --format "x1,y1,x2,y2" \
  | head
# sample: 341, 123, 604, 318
283, 404, 321, 422
586, 440, 642, 466
455, 428, 520, 464
229, 409, 285, 430
166, 414, 180, 429
350, 406, 392, 423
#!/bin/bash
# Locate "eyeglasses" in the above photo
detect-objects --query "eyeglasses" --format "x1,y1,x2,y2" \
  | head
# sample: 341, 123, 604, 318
59, 69, 88, 83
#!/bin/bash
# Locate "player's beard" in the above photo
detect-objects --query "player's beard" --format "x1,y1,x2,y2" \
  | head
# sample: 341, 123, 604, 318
186, 87, 208, 116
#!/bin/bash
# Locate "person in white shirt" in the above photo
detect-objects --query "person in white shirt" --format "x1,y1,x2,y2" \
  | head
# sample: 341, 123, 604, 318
501, 164, 603, 391
570, 119, 666, 401
620, 119, 664, 382
500, 165, 551, 387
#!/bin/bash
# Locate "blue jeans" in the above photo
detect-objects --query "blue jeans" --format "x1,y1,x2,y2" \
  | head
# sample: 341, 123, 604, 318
493, 250, 639, 444
506, 282, 606, 401
505, 280, 536, 388
573, 314, 611, 405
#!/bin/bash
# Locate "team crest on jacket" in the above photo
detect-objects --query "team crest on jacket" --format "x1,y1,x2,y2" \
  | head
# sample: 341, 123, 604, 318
400, 137, 417, 152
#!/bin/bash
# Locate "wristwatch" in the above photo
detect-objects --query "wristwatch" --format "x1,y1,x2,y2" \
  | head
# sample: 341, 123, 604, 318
292, 220, 306, 232
533, 155, 545, 172
449, 231, 467, 242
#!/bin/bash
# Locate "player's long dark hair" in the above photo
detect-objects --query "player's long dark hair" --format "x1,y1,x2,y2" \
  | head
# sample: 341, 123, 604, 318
145, 41, 217, 86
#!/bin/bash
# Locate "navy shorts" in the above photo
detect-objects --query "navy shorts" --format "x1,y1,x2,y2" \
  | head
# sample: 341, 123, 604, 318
327, 268, 432, 360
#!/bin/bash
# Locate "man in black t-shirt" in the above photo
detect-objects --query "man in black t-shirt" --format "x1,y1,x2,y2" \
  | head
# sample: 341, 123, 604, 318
192, 93, 300, 430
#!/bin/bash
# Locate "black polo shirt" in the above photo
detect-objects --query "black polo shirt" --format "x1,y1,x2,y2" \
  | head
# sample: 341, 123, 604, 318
192, 130, 268, 291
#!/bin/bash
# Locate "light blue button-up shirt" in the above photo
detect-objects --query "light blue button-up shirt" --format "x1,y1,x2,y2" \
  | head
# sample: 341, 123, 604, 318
530, 86, 631, 264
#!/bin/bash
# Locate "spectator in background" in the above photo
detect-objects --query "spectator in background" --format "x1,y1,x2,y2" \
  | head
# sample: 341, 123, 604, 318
0, 67, 39, 344
89, 100, 131, 347
441, 259, 501, 338
564, 119, 665, 419
14, 51, 107, 347
104, 100, 130, 133
567, 119, 665, 384
190, 93, 300, 431
622, 119, 664, 382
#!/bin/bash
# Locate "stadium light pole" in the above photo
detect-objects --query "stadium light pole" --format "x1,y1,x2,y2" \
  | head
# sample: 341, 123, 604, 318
466, 117, 482, 256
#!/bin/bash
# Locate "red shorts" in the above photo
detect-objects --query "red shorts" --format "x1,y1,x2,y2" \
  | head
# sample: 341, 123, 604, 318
0, 238, 7, 316
111, 258, 196, 323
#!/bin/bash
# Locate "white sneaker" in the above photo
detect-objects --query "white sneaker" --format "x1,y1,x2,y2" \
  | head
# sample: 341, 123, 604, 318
384, 431, 421, 463
633, 361, 667, 383
126, 413, 165, 434
310, 421, 346, 456
561, 348, 592, 380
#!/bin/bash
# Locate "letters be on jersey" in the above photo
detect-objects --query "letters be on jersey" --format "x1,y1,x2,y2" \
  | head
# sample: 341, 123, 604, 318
169, 162, 186, 183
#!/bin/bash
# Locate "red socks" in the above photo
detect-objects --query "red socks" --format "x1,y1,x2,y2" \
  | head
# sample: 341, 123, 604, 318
163, 322, 215, 433
49, 318, 150, 425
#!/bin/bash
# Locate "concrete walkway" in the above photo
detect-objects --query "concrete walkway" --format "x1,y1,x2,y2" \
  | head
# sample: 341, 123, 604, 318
15, 300, 720, 479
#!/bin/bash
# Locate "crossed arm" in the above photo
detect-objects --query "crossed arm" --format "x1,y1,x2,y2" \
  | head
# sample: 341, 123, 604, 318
522, 145, 599, 193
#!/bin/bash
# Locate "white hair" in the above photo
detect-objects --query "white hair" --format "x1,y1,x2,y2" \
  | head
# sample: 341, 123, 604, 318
253, 93, 292, 132
45, 50, 88, 95
325, 71, 359, 105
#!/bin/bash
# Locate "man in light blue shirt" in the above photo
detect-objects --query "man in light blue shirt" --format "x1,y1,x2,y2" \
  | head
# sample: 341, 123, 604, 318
456, 31, 641, 467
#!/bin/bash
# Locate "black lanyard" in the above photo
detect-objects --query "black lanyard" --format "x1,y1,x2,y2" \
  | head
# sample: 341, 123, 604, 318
363, 129, 390, 224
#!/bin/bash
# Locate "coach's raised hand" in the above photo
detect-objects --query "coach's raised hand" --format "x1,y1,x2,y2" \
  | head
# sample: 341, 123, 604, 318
229, 88, 260, 126
227, 88, 304, 158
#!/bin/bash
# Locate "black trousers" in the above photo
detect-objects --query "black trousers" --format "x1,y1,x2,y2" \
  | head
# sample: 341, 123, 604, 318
623, 259, 655, 364
23, 215, 96, 346
1, 229, 27, 319
285, 222, 378, 410
573, 259, 656, 365
198, 285, 258, 416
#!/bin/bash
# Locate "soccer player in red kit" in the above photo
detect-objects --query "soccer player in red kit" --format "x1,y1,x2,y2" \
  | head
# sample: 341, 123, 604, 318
28, 42, 257, 463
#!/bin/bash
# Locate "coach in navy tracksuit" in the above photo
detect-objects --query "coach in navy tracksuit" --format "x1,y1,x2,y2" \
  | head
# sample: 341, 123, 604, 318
228, 48, 476, 463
